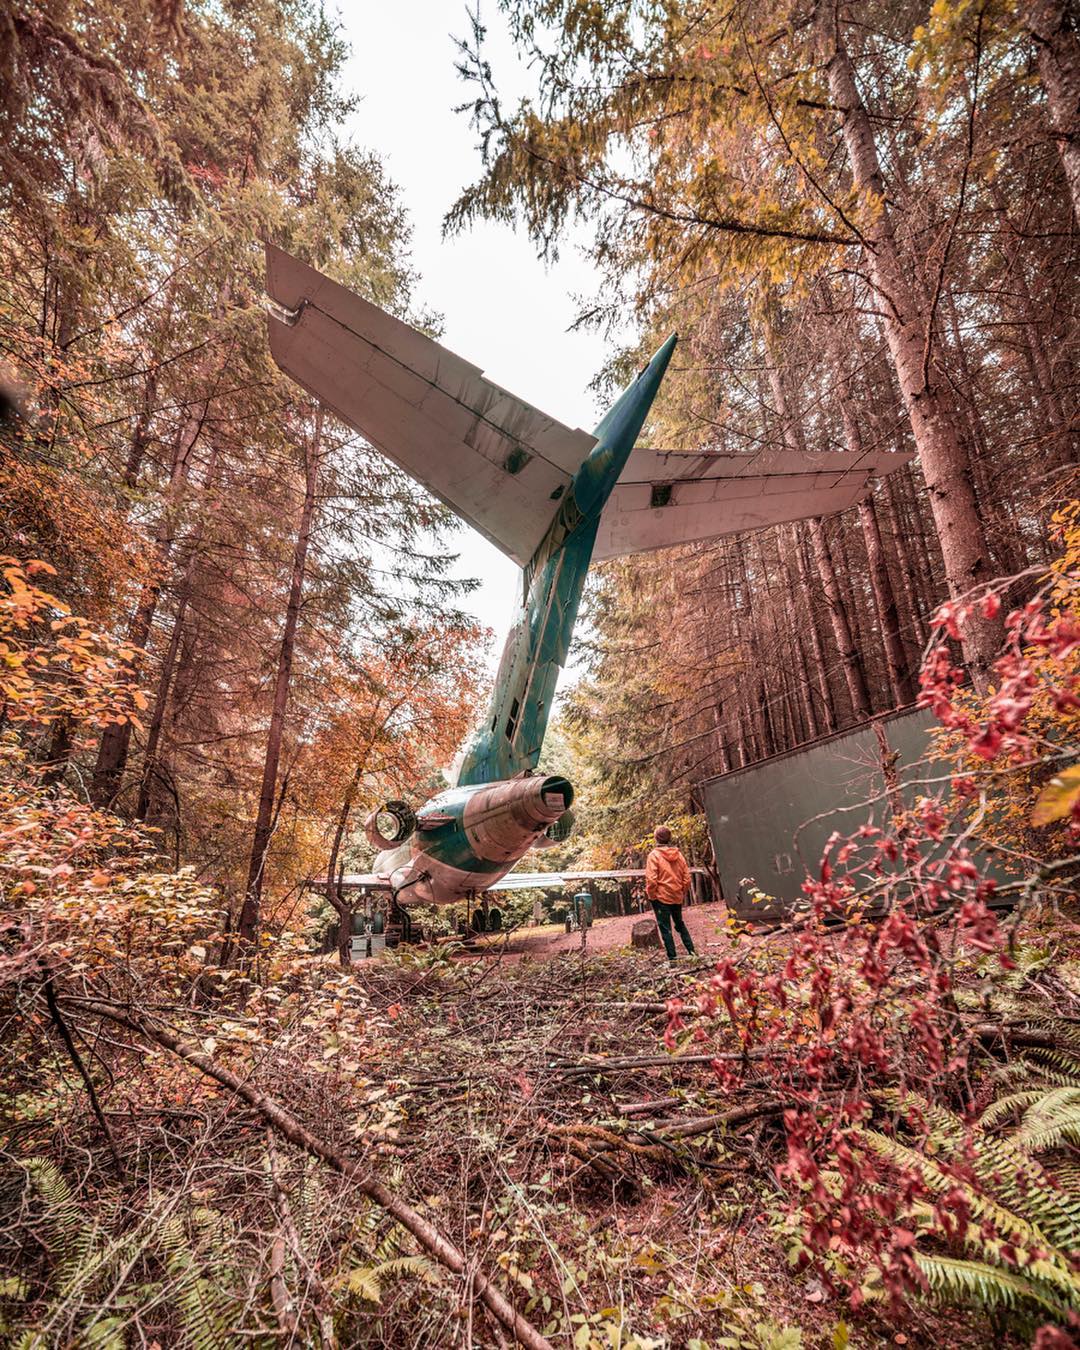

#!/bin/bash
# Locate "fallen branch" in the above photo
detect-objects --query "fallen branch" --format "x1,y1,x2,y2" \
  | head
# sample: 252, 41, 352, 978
616, 1096, 681, 1115
972, 1022, 1067, 1051
67, 996, 553, 1350
544, 1050, 765, 1075
42, 975, 124, 1174
653, 1100, 786, 1141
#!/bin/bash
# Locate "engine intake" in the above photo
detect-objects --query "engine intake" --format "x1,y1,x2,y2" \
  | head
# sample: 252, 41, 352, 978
364, 799, 416, 851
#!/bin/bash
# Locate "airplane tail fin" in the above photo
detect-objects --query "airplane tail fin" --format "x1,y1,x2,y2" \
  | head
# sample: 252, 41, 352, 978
265, 244, 596, 568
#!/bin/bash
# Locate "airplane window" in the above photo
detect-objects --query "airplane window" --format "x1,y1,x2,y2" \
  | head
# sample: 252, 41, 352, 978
506, 697, 520, 740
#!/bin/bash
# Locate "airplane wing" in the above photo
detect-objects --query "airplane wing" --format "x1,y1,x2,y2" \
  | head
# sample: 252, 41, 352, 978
309, 873, 392, 892
593, 448, 913, 562
485, 871, 569, 891
265, 245, 596, 567
483, 866, 709, 891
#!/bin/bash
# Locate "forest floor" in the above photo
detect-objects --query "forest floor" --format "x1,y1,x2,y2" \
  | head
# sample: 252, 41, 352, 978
476, 901, 733, 962
339, 932, 1003, 1348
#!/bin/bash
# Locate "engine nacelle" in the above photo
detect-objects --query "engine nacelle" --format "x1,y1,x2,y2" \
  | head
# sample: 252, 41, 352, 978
532, 809, 575, 849
460, 775, 573, 862
364, 799, 416, 851
388, 774, 575, 906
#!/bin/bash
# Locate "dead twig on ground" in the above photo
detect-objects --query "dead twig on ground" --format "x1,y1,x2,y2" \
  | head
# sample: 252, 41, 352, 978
65, 994, 555, 1350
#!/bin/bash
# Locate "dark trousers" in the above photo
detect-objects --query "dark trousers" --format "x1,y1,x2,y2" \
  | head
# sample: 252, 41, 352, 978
650, 901, 695, 961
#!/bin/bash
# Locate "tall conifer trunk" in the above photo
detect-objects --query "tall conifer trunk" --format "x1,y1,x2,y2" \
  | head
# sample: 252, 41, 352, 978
236, 413, 322, 956
858, 496, 916, 705
821, 305, 915, 705
808, 517, 872, 719
90, 400, 206, 805
825, 17, 1001, 681
1025, 0, 1080, 223
792, 525, 838, 733
765, 327, 871, 719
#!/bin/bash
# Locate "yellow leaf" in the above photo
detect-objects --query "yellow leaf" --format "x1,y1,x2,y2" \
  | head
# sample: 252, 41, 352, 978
1030, 764, 1080, 827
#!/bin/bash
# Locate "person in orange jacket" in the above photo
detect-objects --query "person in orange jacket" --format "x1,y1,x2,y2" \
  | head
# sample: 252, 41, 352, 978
644, 825, 697, 962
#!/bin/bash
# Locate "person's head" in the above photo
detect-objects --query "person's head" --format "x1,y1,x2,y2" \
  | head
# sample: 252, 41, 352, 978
654, 825, 672, 846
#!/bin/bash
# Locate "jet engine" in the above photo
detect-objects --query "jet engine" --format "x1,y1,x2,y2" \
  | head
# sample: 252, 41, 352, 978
364, 800, 417, 851
533, 809, 575, 849
461, 775, 574, 862
387, 774, 575, 906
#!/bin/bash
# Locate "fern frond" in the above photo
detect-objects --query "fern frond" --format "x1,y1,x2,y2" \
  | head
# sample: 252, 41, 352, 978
874, 1089, 969, 1152
344, 1265, 382, 1303
1017, 1019, 1080, 1058
342, 1254, 437, 1304
1024, 1047, 1080, 1080
1051, 1162, 1080, 1193
1017, 1088, 1080, 1153
22, 1158, 97, 1292
979, 1091, 1045, 1129
874, 1091, 1080, 1251
373, 1255, 437, 1286
859, 1130, 1054, 1257
78, 1315, 127, 1347
914, 1253, 1074, 1321
161, 1217, 233, 1350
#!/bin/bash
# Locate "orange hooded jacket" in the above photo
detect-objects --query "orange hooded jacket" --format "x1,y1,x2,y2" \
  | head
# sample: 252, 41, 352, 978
645, 845, 692, 907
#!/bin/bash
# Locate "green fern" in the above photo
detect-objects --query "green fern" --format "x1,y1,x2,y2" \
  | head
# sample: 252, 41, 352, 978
978, 1089, 1045, 1129
989, 1056, 1080, 1090
1016, 1087, 1080, 1153
160, 1216, 235, 1350
857, 1084, 1080, 1328
876, 1089, 1080, 1252
342, 1254, 437, 1304
16, 1160, 149, 1347
913, 1252, 1076, 1320
22, 1158, 98, 1295
859, 1128, 1078, 1304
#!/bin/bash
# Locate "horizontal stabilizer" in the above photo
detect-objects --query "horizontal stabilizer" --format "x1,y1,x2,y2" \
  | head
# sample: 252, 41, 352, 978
594, 448, 913, 562
265, 245, 596, 567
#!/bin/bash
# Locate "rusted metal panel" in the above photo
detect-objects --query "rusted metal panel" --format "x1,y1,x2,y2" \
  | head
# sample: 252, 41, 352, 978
700, 706, 1006, 922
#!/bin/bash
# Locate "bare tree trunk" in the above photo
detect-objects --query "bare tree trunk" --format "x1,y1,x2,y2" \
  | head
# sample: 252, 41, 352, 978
236, 414, 322, 956
326, 764, 363, 968
780, 533, 822, 740
1025, 0, 1080, 224
876, 471, 925, 649
41, 714, 73, 786
894, 462, 943, 622
987, 182, 1076, 468
825, 19, 1001, 680
122, 370, 158, 490
808, 517, 872, 719
134, 592, 189, 822
792, 525, 838, 733
90, 401, 206, 805
764, 315, 871, 719
819, 310, 915, 705
943, 294, 1023, 573
859, 495, 916, 705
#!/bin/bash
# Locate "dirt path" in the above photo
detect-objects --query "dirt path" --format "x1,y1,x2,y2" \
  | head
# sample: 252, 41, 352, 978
489, 900, 730, 961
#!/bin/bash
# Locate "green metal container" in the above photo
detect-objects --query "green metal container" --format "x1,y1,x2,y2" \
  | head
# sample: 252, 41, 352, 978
574, 891, 593, 929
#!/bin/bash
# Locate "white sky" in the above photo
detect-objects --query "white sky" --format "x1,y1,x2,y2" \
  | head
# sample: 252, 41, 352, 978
339, 2, 621, 669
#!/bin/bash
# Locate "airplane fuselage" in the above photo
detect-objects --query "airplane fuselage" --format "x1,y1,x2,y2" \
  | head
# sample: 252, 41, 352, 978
372, 336, 677, 906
